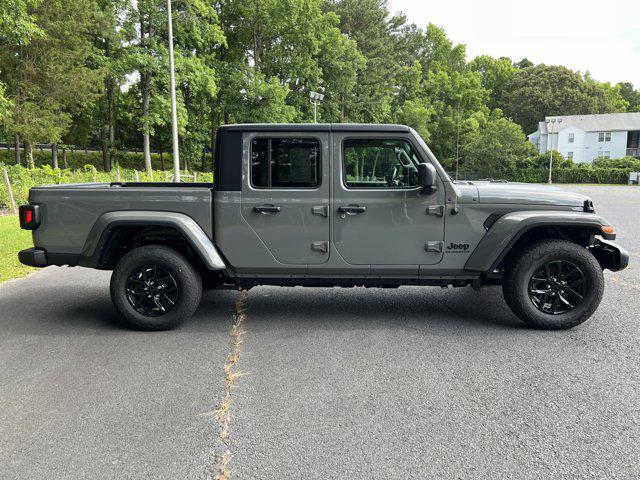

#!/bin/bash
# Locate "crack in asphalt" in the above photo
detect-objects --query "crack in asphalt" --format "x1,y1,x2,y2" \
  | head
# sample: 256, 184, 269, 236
208, 291, 249, 480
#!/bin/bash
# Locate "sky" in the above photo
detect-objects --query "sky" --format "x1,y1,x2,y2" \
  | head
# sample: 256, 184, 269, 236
388, 0, 640, 89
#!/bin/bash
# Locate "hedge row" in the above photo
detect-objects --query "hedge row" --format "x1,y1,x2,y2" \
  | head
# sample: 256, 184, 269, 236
457, 166, 632, 184
0, 164, 213, 209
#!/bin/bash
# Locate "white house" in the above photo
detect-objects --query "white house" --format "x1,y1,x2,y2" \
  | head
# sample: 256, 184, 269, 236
528, 112, 640, 163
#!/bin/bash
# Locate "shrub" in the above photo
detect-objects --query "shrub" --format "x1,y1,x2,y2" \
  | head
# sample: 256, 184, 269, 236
592, 156, 640, 170
456, 166, 631, 184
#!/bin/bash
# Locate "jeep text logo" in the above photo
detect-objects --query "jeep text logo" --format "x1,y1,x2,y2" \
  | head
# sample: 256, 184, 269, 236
446, 242, 470, 252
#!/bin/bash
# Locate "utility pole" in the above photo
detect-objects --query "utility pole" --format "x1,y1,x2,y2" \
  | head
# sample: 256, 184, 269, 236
309, 90, 325, 123
546, 117, 562, 184
167, 0, 180, 182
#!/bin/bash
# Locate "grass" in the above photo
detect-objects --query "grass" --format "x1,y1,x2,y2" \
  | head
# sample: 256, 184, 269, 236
0, 215, 35, 283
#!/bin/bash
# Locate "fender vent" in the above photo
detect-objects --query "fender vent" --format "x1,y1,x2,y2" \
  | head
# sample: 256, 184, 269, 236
583, 200, 595, 213
483, 213, 505, 231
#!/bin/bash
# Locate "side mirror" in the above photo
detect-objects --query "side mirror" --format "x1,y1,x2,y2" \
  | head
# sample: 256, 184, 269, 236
418, 162, 437, 192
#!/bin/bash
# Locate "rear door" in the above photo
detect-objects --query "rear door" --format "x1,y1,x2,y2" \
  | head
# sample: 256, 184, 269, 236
332, 132, 445, 273
240, 131, 330, 265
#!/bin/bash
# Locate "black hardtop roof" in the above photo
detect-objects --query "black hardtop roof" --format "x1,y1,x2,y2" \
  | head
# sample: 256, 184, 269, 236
219, 123, 411, 133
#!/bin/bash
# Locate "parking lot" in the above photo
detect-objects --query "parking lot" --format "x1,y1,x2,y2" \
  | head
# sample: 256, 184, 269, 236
1, 185, 639, 479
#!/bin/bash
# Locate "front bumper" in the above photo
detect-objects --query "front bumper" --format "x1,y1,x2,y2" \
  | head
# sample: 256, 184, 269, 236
589, 238, 630, 272
18, 248, 47, 267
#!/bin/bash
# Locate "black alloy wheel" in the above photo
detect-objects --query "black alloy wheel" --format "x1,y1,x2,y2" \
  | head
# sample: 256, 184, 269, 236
528, 260, 586, 315
125, 265, 179, 317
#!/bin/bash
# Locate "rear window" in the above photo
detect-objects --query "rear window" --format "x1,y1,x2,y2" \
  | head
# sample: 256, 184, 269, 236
251, 138, 321, 188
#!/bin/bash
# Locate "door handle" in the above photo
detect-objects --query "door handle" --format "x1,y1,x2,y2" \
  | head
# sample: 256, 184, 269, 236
312, 205, 329, 217
426, 205, 445, 217
253, 205, 281, 214
425, 241, 444, 253
338, 205, 367, 215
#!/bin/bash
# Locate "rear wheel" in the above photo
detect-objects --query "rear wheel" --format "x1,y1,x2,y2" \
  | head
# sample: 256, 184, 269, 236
110, 245, 202, 330
502, 239, 604, 329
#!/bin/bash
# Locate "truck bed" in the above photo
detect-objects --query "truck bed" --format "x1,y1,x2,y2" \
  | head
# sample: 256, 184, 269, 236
29, 182, 214, 257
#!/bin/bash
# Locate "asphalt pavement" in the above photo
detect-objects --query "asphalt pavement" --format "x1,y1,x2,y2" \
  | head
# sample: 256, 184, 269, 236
1, 185, 639, 479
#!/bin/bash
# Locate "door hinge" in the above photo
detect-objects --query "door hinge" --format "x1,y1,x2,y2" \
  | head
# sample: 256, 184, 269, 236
311, 241, 329, 254
312, 205, 329, 217
424, 241, 444, 253
426, 205, 445, 217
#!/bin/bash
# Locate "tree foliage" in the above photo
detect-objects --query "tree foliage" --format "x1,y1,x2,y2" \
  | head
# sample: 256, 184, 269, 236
498, 65, 626, 134
0, 0, 102, 166
0, 0, 638, 175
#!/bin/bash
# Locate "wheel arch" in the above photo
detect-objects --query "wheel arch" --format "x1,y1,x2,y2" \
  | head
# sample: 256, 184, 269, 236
465, 211, 612, 273
79, 211, 227, 271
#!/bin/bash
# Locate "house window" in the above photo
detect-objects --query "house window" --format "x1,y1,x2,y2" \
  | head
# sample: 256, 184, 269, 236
568, 133, 575, 143
603, 151, 610, 159
567, 151, 574, 160
598, 132, 611, 142
251, 138, 321, 188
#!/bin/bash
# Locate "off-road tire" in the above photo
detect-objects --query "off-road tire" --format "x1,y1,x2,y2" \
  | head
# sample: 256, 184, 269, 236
110, 245, 202, 330
502, 239, 604, 330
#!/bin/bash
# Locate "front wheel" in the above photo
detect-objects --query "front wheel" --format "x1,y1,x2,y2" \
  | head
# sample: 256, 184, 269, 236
502, 239, 604, 330
110, 245, 202, 330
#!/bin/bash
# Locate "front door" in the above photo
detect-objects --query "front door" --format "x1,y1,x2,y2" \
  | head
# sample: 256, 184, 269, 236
332, 133, 445, 272
241, 132, 330, 265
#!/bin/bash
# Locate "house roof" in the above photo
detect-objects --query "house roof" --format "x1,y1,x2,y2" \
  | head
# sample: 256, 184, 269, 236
536, 112, 640, 134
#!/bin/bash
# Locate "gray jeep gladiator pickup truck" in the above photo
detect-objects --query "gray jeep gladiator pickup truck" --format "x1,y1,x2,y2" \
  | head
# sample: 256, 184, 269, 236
18, 124, 629, 330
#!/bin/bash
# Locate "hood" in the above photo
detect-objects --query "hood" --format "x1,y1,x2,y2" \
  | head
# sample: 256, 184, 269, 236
473, 181, 590, 208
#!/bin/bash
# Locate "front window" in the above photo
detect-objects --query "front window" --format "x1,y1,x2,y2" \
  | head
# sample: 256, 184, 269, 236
343, 138, 422, 188
251, 138, 320, 188
567, 151, 574, 160
568, 133, 575, 143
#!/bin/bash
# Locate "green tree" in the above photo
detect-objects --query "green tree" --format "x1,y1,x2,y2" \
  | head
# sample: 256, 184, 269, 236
214, 0, 361, 127
462, 110, 536, 175
92, 0, 131, 171
394, 99, 434, 143
0, 0, 43, 163
616, 82, 640, 112
468, 55, 516, 109
124, 0, 164, 175
499, 64, 623, 134
171, 0, 224, 169
0, 0, 103, 167
124, 0, 224, 175
514, 58, 534, 69
415, 23, 466, 75
327, 0, 406, 122
584, 73, 629, 113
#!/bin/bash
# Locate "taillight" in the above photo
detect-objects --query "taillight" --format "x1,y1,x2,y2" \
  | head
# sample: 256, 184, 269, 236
19, 205, 40, 230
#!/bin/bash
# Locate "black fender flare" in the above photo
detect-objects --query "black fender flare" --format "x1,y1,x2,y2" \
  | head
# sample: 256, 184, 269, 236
464, 211, 613, 273
79, 210, 227, 270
